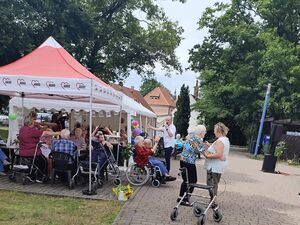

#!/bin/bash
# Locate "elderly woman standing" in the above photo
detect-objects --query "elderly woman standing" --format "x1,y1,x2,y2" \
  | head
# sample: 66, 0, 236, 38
178, 125, 207, 205
203, 122, 230, 208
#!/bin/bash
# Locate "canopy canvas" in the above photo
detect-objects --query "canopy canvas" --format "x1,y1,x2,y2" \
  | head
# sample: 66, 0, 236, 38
0, 36, 122, 105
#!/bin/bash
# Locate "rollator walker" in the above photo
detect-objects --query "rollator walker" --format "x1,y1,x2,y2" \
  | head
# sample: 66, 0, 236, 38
170, 167, 222, 225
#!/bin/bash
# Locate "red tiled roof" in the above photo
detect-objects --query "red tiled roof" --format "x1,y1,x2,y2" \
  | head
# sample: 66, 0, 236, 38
144, 87, 176, 107
111, 84, 154, 112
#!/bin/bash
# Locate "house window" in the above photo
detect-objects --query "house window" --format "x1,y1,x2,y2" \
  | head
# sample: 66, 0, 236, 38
150, 95, 160, 100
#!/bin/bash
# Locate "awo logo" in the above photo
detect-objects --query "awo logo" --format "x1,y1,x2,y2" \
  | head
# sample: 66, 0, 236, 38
46, 81, 56, 89
61, 82, 70, 89
31, 80, 41, 87
17, 79, 26, 86
2, 77, 12, 86
76, 82, 86, 90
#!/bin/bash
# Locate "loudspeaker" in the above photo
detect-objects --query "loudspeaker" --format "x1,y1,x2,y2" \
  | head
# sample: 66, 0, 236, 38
269, 124, 283, 155
270, 124, 283, 143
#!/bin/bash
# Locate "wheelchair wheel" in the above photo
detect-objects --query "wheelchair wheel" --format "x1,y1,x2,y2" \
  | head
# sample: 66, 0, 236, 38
126, 164, 149, 186
151, 179, 160, 188
193, 203, 206, 217
113, 178, 121, 186
197, 214, 206, 225
170, 208, 178, 221
213, 209, 222, 222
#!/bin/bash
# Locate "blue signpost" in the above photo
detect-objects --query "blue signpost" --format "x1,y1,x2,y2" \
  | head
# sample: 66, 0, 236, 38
254, 83, 271, 157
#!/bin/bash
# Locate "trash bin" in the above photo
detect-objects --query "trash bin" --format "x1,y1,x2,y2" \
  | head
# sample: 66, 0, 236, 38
262, 154, 277, 173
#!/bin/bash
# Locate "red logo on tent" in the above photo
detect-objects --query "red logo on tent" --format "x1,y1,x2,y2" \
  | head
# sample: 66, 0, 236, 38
61, 82, 70, 89
76, 82, 86, 90
2, 77, 12, 86
46, 81, 56, 89
31, 80, 41, 87
17, 79, 26, 86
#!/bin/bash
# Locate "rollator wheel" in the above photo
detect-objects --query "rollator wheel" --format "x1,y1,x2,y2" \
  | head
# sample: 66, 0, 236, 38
213, 209, 222, 222
8, 174, 16, 182
42, 176, 49, 183
193, 204, 205, 217
197, 214, 206, 225
113, 178, 121, 186
170, 208, 178, 221
151, 179, 160, 188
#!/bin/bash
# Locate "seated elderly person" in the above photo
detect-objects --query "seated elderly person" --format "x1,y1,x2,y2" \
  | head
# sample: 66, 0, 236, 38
0, 148, 11, 176
70, 128, 87, 153
134, 136, 176, 182
19, 116, 60, 181
51, 129, 77, 159
90, 131, 113, 175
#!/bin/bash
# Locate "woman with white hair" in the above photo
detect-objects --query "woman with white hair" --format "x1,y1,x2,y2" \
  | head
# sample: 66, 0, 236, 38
177, 125, 207, 205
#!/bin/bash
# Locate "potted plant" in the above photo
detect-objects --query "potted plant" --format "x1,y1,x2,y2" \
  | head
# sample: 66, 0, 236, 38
122, 143, 133, 168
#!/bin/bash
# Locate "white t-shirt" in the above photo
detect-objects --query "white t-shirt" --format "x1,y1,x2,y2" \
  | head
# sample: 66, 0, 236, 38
162, 124, 176, 148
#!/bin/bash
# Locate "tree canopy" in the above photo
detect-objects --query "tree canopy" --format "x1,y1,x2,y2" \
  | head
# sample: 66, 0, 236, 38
0, 0, 184, 83
189, 0, 300, 145
139, 78, 162, 96
174, 84, 190, 137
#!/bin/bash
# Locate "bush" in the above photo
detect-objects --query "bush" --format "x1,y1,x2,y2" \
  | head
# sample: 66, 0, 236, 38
274, 141, 286, 159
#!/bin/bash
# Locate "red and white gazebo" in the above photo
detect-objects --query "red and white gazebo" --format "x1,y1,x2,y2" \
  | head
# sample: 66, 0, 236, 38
0, 37, 123, 194
0, 36, 122, 104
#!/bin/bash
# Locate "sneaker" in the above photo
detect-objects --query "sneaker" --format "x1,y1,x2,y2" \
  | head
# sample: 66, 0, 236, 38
165, 176, 176, 182
35, 179, 43, 183
0, 172, 7, 176
212, 202, 219, 210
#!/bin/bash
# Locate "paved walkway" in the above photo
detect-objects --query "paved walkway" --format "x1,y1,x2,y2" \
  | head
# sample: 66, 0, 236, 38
113, 150, 300, 225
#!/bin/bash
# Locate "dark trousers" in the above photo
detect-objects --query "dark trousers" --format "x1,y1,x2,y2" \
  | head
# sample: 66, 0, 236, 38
179, 160, 197, 198
164, 147, 173, 172
206, 170, 221, 200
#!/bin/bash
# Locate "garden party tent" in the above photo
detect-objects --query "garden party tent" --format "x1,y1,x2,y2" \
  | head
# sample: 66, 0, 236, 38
0, 36, 123, 194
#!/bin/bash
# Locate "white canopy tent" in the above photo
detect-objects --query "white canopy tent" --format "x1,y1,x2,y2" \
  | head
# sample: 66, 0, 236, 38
0, 37, 122, 194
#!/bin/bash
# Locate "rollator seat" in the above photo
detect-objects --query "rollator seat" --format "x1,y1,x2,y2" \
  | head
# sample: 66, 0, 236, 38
189, 183, 213, 190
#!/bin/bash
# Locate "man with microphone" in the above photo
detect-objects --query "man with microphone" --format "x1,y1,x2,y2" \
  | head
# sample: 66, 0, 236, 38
147, 116, 176, 173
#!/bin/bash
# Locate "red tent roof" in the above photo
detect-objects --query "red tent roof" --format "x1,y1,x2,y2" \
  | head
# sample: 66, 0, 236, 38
0, 37, 109, 87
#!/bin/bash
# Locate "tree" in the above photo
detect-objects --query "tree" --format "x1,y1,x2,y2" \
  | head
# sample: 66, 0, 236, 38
189, 0, 300, 145
174, 85, 190, 137
0, 0, 184, 83
139, 78, 162, 96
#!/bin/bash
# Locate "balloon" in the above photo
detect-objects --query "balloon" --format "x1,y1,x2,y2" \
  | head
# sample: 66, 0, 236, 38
133, 128, 141, 136
132, 120, 139, 127
132, 125, 139, 129
8, 113, 17, 121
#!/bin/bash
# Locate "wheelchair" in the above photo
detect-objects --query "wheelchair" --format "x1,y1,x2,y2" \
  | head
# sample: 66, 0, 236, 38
125, 161, 164, 188
170, 167, 222, 225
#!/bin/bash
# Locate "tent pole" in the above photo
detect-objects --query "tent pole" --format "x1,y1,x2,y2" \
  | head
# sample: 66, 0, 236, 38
116, 108, 122, 167
21, 92, 25, 125
83, 79, 96, 195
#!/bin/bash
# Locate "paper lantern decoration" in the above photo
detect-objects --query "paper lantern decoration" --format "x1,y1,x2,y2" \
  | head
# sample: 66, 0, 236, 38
132, 128, 141, 136
8, 113, 17, 121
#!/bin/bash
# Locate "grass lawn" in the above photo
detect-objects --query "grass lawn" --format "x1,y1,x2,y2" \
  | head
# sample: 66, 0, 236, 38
0, 126, 8, 142
0, 190, 123, 225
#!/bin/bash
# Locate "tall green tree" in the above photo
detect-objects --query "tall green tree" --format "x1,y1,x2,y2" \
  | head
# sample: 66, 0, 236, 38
0, 0, 184, 83
174, 85, 190, 137
139, 78, 162, 96
189, 0, 300, 145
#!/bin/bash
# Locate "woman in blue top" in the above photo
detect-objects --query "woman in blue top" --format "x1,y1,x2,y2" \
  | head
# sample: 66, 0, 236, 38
178, 125, 206, 204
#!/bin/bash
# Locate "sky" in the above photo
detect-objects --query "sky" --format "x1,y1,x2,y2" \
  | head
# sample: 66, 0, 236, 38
124, 0, 228, 94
